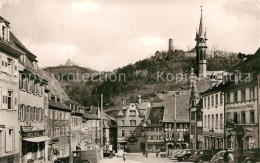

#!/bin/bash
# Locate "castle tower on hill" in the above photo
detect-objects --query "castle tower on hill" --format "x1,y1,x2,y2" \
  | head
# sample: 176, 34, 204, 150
65, 59, 76, 66
195, 8, 207, 78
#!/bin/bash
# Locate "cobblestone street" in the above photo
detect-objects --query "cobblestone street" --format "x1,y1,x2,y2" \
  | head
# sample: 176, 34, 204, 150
100, 153, 193, 163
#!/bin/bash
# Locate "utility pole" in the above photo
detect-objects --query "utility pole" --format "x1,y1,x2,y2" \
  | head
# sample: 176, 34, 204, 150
100, 94, 104, 159
69, 110, 73, 163
174, 93, 177, 148
223, 92, 226, 150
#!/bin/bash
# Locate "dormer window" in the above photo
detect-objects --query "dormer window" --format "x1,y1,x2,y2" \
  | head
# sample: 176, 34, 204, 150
1, 24, 9, 41
148, 119, 151, 124
32, 61, 38, 71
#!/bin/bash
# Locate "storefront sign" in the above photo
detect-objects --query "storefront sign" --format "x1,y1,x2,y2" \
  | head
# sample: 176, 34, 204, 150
22, 130, 44, 138
226, 103, 254, 110
127, 136, 137, 143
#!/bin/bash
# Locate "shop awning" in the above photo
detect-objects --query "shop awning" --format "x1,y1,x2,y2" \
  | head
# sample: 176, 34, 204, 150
23, 136, 50, 142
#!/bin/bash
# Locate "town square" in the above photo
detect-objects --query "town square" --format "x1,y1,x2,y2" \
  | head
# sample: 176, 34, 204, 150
0, 0, 259, 162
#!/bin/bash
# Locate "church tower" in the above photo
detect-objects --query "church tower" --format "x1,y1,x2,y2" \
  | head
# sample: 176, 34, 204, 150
195, 8, 207, 78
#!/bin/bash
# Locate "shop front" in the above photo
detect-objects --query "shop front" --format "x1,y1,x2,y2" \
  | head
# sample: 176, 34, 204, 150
203, 131, 224, 150
21, 129, 49, 163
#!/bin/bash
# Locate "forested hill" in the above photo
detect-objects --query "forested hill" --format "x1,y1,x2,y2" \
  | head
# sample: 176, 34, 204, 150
44, 49, 240, 110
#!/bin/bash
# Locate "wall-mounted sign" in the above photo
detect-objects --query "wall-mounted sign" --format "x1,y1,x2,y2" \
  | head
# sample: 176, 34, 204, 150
227, 103, 254, 110
25, 121, 31, 126
22, 130, 44, 138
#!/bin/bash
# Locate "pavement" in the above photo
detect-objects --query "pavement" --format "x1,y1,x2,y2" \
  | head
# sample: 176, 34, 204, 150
100, 153, 193, 163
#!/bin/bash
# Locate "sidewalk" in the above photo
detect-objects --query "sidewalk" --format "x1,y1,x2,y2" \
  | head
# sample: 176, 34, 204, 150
100, 156, 142, 163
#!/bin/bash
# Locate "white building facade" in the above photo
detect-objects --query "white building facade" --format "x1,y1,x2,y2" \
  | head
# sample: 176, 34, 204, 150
202, 83, 225, 150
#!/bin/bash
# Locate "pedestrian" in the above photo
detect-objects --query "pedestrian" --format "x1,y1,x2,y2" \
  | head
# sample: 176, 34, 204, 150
228, 151, 234, 163
123, 151, 127, 162
142, 150, 145, 157
146, 151, 148, 158
156, 151, 159, 158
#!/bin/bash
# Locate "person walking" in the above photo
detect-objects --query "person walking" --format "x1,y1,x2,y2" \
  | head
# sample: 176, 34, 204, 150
146, 151, 148, 158
156, 151, 159, 158
228, 151, 234, 163
123, 151, 127, 162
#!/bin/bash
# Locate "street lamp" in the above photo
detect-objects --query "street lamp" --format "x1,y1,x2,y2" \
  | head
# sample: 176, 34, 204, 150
173, 91, 179, 149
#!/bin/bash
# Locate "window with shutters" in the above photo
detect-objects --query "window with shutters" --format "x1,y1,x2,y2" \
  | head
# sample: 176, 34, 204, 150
234, 92, 238, 103
121, 130, 125, 137
49, 110, 53, 119
30, 107, 34, 121
39, 108, 43, 123
227, 93, 230, 103
241, 90, 246, 102
19, 105, 25, 121
7, 91, 13, 110
220, 114, 223, 129
204, 115, 207, 128
220, 93, 223, 106
216, 94, 218, 106
250, 111, 255, 123
215, 114, 218, 129
36, 108, 40, 122
25, 106, 30, 121
211, 95, 214, 107
250, 87, 254, 100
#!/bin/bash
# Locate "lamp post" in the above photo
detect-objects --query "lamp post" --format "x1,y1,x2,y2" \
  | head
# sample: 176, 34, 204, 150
173, 91, 179, 148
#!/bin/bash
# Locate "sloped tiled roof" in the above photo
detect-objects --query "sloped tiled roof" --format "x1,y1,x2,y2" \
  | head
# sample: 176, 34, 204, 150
42, 70, 69, 101
137, 101, 150, 110
201, 82, 229, 96
229, 47, 260, 73
163, 91, 190, 123
83, 113, 99, 120
49, 100, 71, 111
195, 79, 212, 93
147, 107, 164, 127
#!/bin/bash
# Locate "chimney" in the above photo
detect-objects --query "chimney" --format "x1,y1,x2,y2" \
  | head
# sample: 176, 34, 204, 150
168, 38, 174, 51
122, 99, 125, 106
138, 94, 142, 104
234, 70, 240, 84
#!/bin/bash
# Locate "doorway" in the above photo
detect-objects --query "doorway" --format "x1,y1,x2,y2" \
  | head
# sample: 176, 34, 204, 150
140, 143, 145, 152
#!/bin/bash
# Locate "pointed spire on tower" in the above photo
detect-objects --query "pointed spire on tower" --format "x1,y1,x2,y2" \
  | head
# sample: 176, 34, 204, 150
195, 28, 198, 39
204, 27, 207, 40
198, 6, 204, 38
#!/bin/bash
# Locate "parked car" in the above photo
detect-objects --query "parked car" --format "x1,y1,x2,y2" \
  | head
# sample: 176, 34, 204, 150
73, 150, 99, 163
176, 149, 195, 161
209, 150, 226, 163
170, 149, 182, 160
189, 149, 220, 163
236, 149, 260, 163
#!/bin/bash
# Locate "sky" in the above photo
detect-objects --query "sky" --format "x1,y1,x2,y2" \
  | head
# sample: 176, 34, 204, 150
0, 0, 259, 71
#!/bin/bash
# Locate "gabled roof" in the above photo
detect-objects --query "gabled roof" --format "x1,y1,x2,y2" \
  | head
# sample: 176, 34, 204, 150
0, 16, 10, 26
117, 110, 125, 116
9, 32, 37, 61
146, 106, 164, 127
162, 91, 190, 123
137, 101, 150, 110
201, 82, 229, 96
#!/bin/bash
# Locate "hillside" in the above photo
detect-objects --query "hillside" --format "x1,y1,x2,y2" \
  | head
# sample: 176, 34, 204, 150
44, 49, 240, 112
